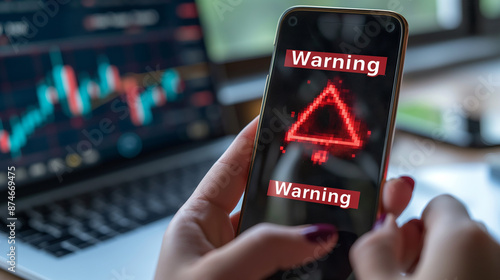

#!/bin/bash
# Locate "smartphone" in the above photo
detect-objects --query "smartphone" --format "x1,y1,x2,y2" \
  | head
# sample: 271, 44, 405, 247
237, 6, 408, 280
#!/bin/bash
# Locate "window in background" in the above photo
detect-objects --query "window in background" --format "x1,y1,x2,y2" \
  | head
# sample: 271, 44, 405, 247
480, 0, 500, 19
196, 0, 462, 63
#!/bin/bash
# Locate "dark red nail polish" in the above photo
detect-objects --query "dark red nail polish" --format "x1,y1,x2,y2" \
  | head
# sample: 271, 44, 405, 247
303, 224, 337, 243
408, 218, 424, 232
400, 176, 415, 190
373, 213, 387, 230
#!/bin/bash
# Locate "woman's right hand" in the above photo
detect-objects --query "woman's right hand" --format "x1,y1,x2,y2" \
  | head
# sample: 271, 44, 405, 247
351, 194, 500, 280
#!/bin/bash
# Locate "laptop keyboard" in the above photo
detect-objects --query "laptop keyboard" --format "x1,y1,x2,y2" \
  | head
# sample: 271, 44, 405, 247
1, 158, 215, 257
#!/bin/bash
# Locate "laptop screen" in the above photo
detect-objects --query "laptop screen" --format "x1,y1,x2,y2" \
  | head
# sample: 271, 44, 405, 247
0, 0, 224, 188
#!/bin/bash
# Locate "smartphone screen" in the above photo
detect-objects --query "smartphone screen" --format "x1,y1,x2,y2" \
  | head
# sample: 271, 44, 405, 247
238, 7, 408, 280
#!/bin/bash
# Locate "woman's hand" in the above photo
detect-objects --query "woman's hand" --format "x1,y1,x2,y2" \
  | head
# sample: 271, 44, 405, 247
351, 195, 500, 280
155, 117, 415, 280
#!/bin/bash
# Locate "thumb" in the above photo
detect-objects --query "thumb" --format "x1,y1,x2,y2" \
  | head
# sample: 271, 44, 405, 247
350, 214, 402, 280
198, 223, 338, 280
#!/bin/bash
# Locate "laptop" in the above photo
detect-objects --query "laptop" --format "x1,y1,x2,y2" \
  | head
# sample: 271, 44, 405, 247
0, 1, 234, 279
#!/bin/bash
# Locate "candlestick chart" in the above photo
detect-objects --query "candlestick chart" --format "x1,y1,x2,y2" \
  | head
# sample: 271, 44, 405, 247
0, 50, 183, 159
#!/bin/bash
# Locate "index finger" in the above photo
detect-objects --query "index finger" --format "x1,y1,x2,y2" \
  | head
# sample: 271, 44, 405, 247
415, 195, 488, 280
421, 194, 470, 230
189, 116, 259, 214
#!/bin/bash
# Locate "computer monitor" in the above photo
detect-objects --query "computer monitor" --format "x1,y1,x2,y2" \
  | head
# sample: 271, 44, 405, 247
0, 0, 224, 189
196, 0, 464, 63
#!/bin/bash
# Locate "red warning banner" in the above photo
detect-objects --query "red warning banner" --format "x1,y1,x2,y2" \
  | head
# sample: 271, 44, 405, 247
284, 49, 387, 77
267, 180, 360, 209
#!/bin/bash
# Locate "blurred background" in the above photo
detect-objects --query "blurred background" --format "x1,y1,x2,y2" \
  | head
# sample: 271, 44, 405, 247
0, 0, 500, 279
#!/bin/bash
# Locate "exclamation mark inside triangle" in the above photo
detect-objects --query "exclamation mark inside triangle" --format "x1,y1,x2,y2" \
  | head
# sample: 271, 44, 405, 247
284, 80, 368, 164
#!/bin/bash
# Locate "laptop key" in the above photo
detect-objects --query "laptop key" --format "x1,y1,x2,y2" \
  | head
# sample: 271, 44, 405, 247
65, 237, 93, 249
34, 236, 69, 250
127, 202, 148, 221
17, 228, 38, 238
22, 232, 51, 244
146, 196, 168, 214
90, 195, 108, 212
25, 209, 45, 220
60, 240, 81, 252
45, 243, 73, 257
88, 219, 119, 237
49, 211, 69, 225
68, 225, 100, 244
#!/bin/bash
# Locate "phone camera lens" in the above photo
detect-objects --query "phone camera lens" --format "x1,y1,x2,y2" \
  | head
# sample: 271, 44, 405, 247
386, 22, 396, 32
288, 16, 298, 27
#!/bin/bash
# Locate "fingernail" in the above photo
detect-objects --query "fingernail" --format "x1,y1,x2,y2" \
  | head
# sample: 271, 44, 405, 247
409, 218, 424, 233
302, 224, 337, 243
400, 176, 415, 191
373, 213, 387, 231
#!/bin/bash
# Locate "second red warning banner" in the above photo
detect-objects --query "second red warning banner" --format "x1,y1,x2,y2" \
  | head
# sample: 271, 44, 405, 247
267, 180, 360, 209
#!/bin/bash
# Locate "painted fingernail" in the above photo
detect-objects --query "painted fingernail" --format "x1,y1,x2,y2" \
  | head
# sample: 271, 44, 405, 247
408, 218, 424, 233
400, 176, 415, 190
302, 224, 337, 243
373, 213, 387, 231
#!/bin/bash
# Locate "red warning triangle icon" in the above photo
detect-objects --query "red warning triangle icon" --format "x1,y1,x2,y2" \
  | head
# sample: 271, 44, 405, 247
285, 81, 364, 150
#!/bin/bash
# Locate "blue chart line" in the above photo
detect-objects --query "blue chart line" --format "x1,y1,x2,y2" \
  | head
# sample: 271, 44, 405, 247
0, 50, 183, 158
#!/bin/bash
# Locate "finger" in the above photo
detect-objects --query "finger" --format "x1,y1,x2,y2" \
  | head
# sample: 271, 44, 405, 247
415, 195, 474, 278
418, 196, 500, 280
419, 195, 471, 255
421, 194, 470, 231
197, 223, 338, 280
381, 176, 414, 218
188, 117, 259, 214
399, 219, 424, 273
350, 214, 402, 280
230, 211, 240, 232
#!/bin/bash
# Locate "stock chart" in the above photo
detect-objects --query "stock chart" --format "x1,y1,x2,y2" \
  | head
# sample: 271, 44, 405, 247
0, 0, 223, 185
